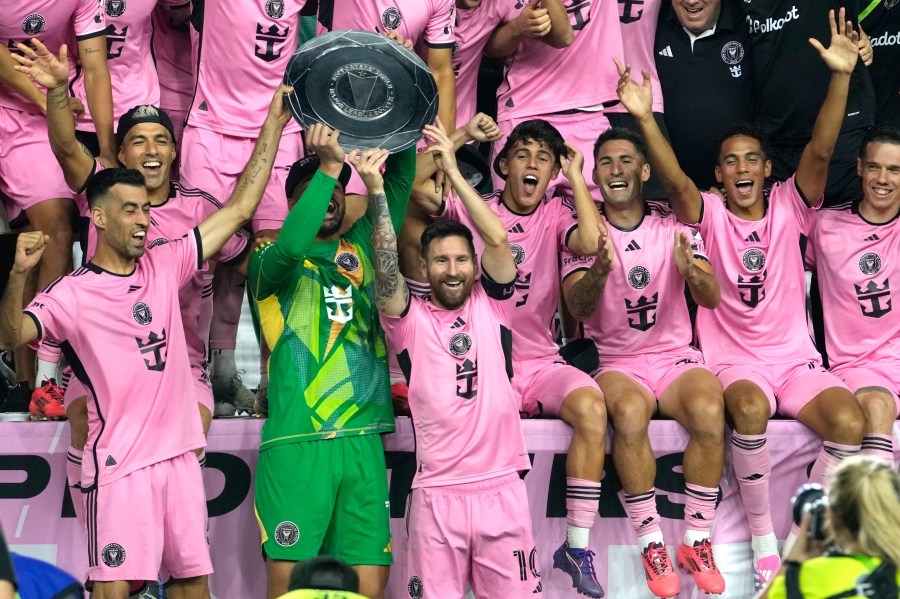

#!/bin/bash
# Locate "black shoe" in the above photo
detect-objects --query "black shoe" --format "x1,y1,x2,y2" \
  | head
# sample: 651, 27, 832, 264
0, 382, 31, 422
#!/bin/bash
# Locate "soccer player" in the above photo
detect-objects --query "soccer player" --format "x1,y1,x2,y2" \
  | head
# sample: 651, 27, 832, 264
561, 127, 726, 598
248, 123, 415, 599
0, 0, 115, 412
0, 83, 291, 599
377, 124, 540, 597
485, 0, 620, 198
182, 0, 309, 413
151, 0, 192, 154
618, 8, 867, 591
411, 119, 607, 598
806, 125, 900, 468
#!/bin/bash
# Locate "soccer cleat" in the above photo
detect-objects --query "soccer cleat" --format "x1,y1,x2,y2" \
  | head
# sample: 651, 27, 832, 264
254, 385, 268, 418
212, 371, 256, 416
30, 378, 66, 420
552, 541, 605, 598
0, 381, 28, 422
677, 539, 725, 594
753, 554, 781, 593
641, 542, 680, 598
213, 398, 236, 418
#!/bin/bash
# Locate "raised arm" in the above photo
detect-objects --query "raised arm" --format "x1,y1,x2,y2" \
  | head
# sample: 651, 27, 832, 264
13, 40, 95, 191
485, 0, 573, 57
76, 35, 116, 166
412, 114, 503, 215
674, 230, 719, 308
197, 84, 292, 260
615, 58, 703, 224
0, 233, 45, 349
562, 221, 614, 320
796, 8, 858, 206
560, 142, 602, 255
424, 121, 516, 284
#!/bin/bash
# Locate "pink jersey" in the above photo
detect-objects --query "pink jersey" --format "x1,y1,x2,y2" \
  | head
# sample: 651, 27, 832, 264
695, 175, 821, 366
71, 0, 160, 132
807, 202, 900, 369
151, 1, 193, 114
561, 203, 706, 355
25, 229, 206, 490
441, 190, 577, 369
495, 0, 624, 121
381, 280, 530, 488
604, 0, 663, 115
80, 172, 250, 369
0, 0, 106, 114
453, 0, 510, 127
318, 0, 455, 52
187, 0, 304, 137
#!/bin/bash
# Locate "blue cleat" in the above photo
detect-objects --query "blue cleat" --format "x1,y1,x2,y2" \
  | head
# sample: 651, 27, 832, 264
553, 541, 605, 598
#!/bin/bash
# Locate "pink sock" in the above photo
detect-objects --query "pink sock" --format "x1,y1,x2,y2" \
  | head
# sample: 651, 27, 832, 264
36, 339, 62, 363
731, 433, 774, 535
209, 268, 244, 350
624, 489, 661, 537
66, 447, 84, 525
566, 477, 601, 529
684, 483, 719, 534
810, 442, 860, 486
861, 434, 894, 468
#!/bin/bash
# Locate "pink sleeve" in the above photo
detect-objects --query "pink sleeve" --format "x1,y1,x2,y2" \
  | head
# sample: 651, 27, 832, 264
439, 191, 463, 221
154, 228, 202, 288
380, 295, 418, 348
679, 223, 709, 262
560, 245, 595, 280
24, 280, 74, 347
74, 0, 108, 40
500, 0, 524, 22
214, 229, 251, 265
556, 200, 579, 250
425, 0, 456, 47
781, 174, 817, 236
697, 191, 725, 240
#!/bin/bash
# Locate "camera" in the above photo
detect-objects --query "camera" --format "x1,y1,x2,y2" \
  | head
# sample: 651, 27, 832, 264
792, 483, 829, 541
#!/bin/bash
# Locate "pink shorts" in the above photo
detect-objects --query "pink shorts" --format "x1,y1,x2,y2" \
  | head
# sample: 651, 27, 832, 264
514, 358, 600, 418
179, 125, 303, 231
406, 474, 541, 598
494, 110, 610, 200
597, 348, 711, 400
84, 451, 212, 583
832, 362, 900, 413
715, 360, 850, 419
0, 107, 75, 222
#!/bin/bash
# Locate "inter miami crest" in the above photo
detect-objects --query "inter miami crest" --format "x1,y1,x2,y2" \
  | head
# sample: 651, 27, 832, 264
509, 243, 526, 265
382, 7, 402, 30
265, 0, 285, 19
742, 248, 765, 272
275, 521, 300, 546
408, 576, 424, 599
335, 251, 361, 272
449, 332, 472, 356
106, 0, 126, 17
101, 543, 126, 567
627, 266, 650, 289
22, 14, 45, 35
132, 302, 153, 325
720, 41, 744, 64
859, 252, 883, 276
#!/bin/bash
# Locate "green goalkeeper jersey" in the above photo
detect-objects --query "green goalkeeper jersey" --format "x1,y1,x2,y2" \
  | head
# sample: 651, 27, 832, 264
248, 149, 415, 449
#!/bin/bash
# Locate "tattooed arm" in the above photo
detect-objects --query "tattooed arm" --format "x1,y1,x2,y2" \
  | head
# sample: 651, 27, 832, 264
352, 149, 409, 316
562, 220, 615, 320
198, 84, 292, 260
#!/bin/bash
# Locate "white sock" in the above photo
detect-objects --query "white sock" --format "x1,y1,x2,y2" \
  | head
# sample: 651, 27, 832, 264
567, 525, 590, 548
638, 531, 665, 550
683, 529, 710, 547
211, 349, 236, 379
36, 359, 59, 385
752, 532, 779, 558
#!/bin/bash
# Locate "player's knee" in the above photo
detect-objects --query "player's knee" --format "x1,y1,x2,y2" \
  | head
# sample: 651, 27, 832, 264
685, 395, 725, 440
822, 390, 866, 442
608, 398, 651, 437
726, 390, 770, 431
563, 388, 607, 435
856, 391, 898, 430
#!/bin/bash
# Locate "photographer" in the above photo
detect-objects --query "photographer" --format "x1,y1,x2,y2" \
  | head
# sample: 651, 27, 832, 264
761, 457, 900, 598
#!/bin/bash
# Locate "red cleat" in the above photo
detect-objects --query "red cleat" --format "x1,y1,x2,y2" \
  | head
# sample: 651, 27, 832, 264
641, 542, 680, 598
677, 539, 725, 594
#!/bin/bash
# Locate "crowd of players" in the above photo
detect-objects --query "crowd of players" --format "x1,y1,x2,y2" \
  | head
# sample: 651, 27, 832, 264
0, 0, 898, 598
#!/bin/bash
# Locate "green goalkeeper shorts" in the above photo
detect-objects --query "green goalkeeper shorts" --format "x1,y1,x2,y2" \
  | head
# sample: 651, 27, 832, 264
254, 433, 392, 564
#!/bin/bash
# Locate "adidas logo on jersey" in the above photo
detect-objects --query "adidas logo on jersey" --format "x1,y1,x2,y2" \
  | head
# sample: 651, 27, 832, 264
658, 45, 673, 57
864, 233, 880, 241
451, 317, 466, 329
508, 223, 525, 234
105, 455, 117, 466
744, 231, 761, 242
127, 285, 142, 293
625, 240, 641, 252
198, 101, 208, 111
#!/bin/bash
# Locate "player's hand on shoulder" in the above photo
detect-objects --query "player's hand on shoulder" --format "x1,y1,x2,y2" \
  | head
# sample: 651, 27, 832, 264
349, 148, 389, 193
13, 232, 49, 275
464, 113, 503, 144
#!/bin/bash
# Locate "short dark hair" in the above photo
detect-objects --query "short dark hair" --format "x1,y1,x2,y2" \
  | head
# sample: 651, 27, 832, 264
494, 119, 566, 176
593, 127, 648, 163
288, 556, 359, 592
713, 124, 770, 161
86, 168, 146, 208
420, 220, 476, 259
859, 124, 900, 160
